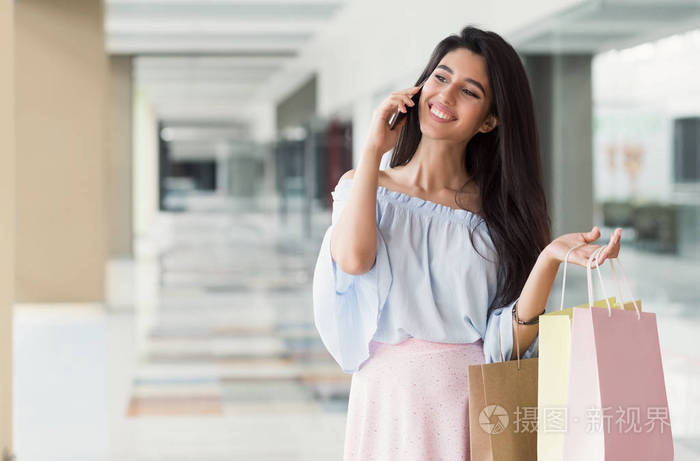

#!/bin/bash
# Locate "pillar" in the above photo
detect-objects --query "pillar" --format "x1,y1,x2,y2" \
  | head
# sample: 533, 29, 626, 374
0, 0, 15, 456
107, 56, 133, 258
525, 54, 594, 238
15, 0, 107, 302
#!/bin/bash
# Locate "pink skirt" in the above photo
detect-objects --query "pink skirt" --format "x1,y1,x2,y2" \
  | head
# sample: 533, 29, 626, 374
343, 337, 485, 461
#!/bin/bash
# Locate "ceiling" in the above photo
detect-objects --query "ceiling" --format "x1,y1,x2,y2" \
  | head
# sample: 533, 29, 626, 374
511, 0, 700, 54
105, 0, 700, 155
106, 0, 345, 55
106, 0, 349, 132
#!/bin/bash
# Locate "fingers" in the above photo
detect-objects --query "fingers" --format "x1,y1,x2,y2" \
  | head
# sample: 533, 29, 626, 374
582, 225, 601, 243
394, 85, 422, 97
380, 96, 404, 117
397, 97, 406, 113
392, 94, 415, 113
593, 228, 623, 265
378, 85, 421, 125
387, 85, 421, 112
608, 228, 621, 247
603, 227, 622, 259
565, 227, 623, 268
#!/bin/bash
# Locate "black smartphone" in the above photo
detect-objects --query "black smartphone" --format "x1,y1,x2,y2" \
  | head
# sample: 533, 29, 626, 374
388, 85, 423, 130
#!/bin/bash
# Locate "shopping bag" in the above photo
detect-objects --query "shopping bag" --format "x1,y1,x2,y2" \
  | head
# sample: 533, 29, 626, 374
563, 248, 673, 461
538, 243, 642, 461
468, 317, 538, 461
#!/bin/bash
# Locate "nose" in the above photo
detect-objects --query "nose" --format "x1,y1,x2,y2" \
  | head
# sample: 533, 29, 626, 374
439, 81, 460, 106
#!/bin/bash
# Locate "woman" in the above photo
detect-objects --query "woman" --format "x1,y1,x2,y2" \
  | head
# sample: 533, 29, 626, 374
312, 25, 622, 460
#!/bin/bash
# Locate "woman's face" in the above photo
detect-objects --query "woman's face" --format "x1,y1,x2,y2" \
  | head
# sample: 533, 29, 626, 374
418, 48, 497, 143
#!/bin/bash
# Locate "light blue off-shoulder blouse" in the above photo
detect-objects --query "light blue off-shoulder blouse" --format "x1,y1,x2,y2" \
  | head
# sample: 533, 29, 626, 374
312, 177, 539, 374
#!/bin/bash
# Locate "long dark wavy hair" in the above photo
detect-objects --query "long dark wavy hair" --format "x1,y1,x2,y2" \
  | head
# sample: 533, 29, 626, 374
390, 25, 552, 316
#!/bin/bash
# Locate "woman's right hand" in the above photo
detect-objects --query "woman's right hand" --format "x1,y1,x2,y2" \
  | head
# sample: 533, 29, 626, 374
365, 85, 421, 157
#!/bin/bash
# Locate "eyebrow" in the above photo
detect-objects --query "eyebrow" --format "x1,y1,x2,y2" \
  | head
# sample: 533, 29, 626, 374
435, 64, 486, 96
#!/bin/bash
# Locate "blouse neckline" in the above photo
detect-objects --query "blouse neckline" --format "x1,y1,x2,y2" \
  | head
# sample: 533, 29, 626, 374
337, 178, 484, 221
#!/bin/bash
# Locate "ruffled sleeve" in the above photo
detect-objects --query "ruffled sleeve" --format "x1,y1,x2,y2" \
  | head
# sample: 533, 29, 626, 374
483, 297, 539, 363
312, 179, 393, 373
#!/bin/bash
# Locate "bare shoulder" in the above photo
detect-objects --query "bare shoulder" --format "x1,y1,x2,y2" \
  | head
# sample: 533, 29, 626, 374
338, 168, 396, 188
339, 169, 355, 181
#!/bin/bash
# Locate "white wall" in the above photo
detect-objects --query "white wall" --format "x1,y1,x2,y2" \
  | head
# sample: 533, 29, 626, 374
251, 102, 276, 144
593, 29, 700, 203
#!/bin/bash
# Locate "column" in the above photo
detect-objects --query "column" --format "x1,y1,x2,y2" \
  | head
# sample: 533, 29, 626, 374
525, 54, 594, 238
0, 0, 15, 455
107, 56, 133, 258
15, 0, 108, 302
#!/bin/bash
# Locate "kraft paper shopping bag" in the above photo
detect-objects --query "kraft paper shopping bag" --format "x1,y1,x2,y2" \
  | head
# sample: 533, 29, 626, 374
468, 363, 494, 461
469, 319, 538, 461
563, 249, 673, 461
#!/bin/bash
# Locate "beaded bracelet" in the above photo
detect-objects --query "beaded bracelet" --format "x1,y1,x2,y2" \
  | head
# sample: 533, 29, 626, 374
512, 301, 545, 325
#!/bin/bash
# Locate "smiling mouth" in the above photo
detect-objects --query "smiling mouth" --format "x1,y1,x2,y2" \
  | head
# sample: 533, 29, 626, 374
428, 103, 457, 121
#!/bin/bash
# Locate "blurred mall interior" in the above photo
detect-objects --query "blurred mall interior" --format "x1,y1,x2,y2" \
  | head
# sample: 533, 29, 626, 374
0, 0, 699, 459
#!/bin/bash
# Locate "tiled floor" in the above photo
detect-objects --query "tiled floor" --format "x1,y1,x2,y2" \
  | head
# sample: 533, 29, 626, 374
12, 199, 700, 460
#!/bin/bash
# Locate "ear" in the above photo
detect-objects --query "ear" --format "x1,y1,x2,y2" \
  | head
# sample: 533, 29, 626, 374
479, 114, 498, 134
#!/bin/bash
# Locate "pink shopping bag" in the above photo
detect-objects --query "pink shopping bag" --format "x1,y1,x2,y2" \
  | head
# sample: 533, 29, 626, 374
563, 248, 673, 461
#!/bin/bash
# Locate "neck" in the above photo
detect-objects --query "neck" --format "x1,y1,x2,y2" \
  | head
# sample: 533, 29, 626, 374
398, 137, 471, 192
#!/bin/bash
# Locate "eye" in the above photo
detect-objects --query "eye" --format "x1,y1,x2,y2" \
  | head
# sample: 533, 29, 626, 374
434, 74, 479, 98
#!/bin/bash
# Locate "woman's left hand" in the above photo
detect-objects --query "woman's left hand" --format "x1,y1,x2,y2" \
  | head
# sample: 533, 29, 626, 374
542, 226, 622, 268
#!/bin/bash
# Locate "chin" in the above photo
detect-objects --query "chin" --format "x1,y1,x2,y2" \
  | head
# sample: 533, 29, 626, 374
419, 122, 454, 139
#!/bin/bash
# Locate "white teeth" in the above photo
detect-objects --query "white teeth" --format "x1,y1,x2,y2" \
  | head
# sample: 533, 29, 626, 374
430, 105, 454, 120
